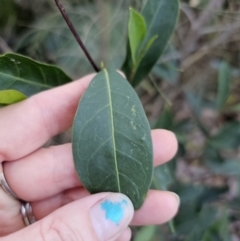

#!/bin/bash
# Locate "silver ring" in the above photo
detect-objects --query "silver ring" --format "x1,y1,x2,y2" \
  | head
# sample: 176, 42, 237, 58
0, 163, 19, 200
0, 163, 36, 226
21, 202, 36, 226
21, 204, 30, 226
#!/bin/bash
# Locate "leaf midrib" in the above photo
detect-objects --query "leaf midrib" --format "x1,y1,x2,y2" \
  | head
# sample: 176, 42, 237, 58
103, 69, 121, 192
0, 71, 52, 88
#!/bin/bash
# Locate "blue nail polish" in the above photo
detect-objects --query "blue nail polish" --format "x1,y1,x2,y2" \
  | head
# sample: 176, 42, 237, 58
101, 199, 128, 225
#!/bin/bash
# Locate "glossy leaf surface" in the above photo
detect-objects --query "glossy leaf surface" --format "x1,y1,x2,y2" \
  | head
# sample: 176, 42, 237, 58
122, 0, 179, 86
0, 53, 72, 96
128, 8, 146, 65
0, 89, 27, 104
72, 69, 153, 209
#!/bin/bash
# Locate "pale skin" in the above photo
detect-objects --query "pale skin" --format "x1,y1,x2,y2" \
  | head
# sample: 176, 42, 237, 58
0, 74, 179, 241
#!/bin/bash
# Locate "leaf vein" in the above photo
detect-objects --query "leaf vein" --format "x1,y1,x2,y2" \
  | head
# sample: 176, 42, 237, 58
113, 109, 136, 123
114, 129, 145, 148
86, 136, 112, 185
77, 104, 110, 136
86, 86, 107, 99
110, 90, 136, 104
86, 136, 112, 165
0, 72, 52, 88
39, 67, 47, 84
116, 149, 147, 183
119, 173, 140, 198
76, 104, 110, 167
104, 69, 121, 192
94, 174, 112, 189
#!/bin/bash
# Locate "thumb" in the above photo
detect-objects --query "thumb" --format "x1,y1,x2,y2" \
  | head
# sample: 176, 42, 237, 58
3, 193, 134, 241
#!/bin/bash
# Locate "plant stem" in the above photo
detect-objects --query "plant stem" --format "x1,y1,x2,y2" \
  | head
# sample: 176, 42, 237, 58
54, 0, 100, 72
148, 75, 172, 106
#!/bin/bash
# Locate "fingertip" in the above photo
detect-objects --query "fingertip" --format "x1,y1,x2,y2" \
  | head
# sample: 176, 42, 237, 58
163, 191, 180, 219
116, 227, 132, 241
131, 190, 180, 226
90, 193, 134, 241
152, 129, 178, 166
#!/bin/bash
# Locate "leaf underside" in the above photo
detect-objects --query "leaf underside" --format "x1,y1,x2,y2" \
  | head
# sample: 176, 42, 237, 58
0, 53, 72, 96
72, 69, 153, 209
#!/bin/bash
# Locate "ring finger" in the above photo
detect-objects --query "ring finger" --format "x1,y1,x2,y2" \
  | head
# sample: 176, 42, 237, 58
0, 163, 25, 236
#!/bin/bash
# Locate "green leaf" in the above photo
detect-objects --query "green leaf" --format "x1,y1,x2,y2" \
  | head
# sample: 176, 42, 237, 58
185, 228, 204, 241
182, 206, 218, 241
208, 122, 240, 149
203, 145, 240, 177
133, 226, 157, 241
152, 52, 179, 85
208, 158, 240, 176
185, 91, 210, 137
216, 61, 231, 110
152, 164, 173, 191
72, 69, 153, 209
0, 89, 27, 104
196, 208, 231, 241
204, 208, 231, 241
154, 105, 174, 130
134, 35, 158, 71
128, 8, 147, 65
0, 53, 72, 96
122, 0, 179, 86
145, 35, 158, 53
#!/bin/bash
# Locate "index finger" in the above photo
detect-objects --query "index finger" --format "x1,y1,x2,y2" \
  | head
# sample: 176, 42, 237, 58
0, 73, 95, 162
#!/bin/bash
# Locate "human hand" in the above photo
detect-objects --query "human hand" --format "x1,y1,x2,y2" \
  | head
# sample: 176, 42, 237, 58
0, 73, 180, 241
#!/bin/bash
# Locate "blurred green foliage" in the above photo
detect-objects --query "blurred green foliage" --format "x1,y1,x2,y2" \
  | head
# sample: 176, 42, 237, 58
0, 0, 240, 240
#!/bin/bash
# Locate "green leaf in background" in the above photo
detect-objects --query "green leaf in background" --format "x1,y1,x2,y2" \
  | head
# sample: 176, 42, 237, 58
208, 121, 240, 149
133, 226, 157, 241
181, 206, 221, 241
0, 53, 72, 96
152, 164, 173, 191
197, 208, 231, 241
72, 69, 153, 210
153, 55, 179, 85
0, 89, 27, 104
209, 158, 240, 176
0, 0, 16, 29
135, 34, 158, 69
205, 146, 240, 176
128, 8, 147, 65
122, 0, 179, 86
185, 228, 203, 241
185, 91, 210, 137
216, 61, 231, 110
203, 144, 240, 178
154, 105, 174, 130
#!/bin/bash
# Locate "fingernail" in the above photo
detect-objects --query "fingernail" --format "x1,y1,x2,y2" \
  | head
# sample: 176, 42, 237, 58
170, 192, 180, 205
90, 193, 134, 241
